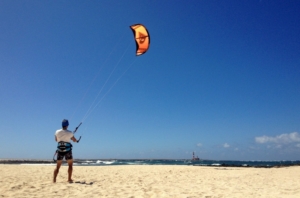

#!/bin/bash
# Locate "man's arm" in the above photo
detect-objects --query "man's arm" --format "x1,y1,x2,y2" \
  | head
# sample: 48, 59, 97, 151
71, 136, 77, 142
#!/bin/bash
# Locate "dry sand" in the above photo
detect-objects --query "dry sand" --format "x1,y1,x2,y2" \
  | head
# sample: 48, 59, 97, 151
1, 164, 300, 198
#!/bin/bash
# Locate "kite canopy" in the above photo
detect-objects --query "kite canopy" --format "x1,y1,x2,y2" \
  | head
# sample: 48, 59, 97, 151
130, 24, 150, 56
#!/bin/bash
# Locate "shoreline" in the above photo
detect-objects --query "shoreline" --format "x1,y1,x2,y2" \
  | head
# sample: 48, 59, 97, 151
1, 159, 300, 168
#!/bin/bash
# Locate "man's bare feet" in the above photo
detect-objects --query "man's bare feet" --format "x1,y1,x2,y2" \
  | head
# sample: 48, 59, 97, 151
68, 179, 73, 183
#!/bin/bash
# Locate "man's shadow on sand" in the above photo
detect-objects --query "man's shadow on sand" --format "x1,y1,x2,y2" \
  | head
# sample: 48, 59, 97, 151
72, 181, 94, 185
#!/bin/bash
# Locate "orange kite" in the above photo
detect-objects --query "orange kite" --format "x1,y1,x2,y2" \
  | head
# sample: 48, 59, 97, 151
130, 24, 150, 56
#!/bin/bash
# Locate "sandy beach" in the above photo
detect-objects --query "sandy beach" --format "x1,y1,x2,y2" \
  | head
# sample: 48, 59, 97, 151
1, 165, 300, 198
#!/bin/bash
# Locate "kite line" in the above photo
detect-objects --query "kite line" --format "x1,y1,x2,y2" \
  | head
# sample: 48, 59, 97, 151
70, 32, 127, 121
69, 24, 150, 134
82, 57, 137, 122
81, 40, 132, 122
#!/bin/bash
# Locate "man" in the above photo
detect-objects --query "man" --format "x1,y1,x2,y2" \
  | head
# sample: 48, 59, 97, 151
53, 119, 78, 183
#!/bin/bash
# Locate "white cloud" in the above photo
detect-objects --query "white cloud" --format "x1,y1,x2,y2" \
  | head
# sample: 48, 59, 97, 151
223, 143, 230, 148
255, 132, 300, 144
197, 143, 202, 147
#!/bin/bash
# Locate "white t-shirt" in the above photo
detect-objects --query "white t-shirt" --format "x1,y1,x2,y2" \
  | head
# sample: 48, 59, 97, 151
55, 129, 74, 143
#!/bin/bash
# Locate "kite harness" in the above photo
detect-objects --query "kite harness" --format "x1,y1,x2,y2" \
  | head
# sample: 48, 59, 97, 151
53, 122, 82, 162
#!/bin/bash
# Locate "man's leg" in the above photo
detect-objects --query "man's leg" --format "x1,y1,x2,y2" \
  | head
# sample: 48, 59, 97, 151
67, 159, 73, 182
53, 160, 62, 183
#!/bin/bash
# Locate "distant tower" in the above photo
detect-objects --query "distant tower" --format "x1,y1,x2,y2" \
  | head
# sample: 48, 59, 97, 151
192, 151, 200, 161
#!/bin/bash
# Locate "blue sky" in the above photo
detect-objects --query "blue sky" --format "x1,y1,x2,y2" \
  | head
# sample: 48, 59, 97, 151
1, 0, 299, 160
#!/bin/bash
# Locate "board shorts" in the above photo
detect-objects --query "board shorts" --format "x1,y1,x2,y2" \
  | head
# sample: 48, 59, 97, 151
57, 151, 73, 161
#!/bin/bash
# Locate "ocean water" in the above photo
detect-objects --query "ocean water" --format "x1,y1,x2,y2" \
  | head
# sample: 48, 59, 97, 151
2, 159, 300, 167
71, 159, 300, 167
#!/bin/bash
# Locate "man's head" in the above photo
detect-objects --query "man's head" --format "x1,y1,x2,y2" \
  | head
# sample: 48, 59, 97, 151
62, 119, 69, 129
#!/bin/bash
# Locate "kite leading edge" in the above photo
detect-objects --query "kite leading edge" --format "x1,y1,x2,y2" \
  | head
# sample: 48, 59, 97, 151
130, 24, 150, 56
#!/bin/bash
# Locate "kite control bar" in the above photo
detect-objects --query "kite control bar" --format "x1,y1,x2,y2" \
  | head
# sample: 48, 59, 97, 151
73, 122, 82, 143
73, 122, 82, 133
